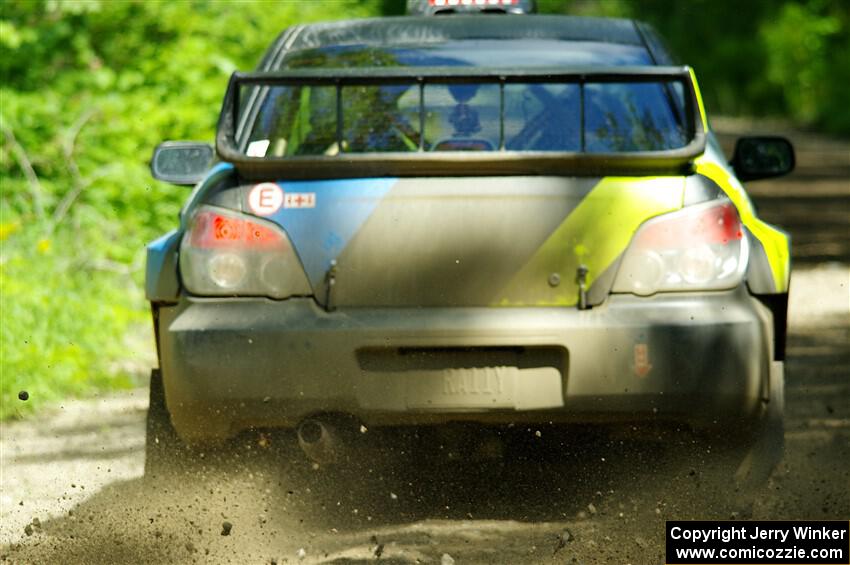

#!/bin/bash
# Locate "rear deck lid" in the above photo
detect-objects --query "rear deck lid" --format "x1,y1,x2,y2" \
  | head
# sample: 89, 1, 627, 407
241, 175, 684, 307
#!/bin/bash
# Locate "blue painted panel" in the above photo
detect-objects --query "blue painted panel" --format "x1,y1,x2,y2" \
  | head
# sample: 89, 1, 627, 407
145, 229, 181, 301
259, 178, 397, 287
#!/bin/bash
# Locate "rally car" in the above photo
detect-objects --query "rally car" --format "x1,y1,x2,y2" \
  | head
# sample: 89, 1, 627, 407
145, 5, 794, 484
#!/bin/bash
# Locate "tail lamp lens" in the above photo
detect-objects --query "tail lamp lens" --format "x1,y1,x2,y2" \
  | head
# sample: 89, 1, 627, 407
179, 206, 311, 298
188, 210, 283, 249
207, 253, 247, 289
612, 201, 748, 296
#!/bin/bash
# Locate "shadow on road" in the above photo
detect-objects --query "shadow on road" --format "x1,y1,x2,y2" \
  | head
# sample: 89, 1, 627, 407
7, 394, 848, 565
0, 433, 736, 564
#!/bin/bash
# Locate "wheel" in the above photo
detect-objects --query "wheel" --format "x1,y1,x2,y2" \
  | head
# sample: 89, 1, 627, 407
733, 360, 785, 488
691, 360, 784, 516
146, 369, 302, 482
145, 368, 189, 479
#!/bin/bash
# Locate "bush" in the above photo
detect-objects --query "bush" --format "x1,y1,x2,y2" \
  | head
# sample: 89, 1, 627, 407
538, 0, 850, 136
0, 0, 380, 418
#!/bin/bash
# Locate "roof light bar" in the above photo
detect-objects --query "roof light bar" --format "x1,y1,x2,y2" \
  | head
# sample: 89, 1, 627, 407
429, 0, 518, 5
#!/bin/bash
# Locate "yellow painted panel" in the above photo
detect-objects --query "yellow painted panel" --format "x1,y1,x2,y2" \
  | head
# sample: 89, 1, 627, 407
495, 176, 685, 306
689, 68, 709, 132
695, 158, 791, 292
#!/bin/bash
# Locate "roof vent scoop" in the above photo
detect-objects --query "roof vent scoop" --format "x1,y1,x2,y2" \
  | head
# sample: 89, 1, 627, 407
407, 0, 536, 16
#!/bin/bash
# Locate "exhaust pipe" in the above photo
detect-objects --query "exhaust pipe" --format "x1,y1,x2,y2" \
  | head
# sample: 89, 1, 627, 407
297, 418, 344, 465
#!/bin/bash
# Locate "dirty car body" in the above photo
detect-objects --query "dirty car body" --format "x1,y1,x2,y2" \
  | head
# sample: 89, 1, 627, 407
146, 14, 793, 476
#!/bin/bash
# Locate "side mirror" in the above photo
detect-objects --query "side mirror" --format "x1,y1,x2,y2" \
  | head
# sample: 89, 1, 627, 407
731, 136, 794, 182
151, 141, 215, 185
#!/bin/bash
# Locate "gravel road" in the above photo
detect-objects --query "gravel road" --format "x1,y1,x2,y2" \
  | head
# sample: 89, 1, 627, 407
1, 123, 847, 564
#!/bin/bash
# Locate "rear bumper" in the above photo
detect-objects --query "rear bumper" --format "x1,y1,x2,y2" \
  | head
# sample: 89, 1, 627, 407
157, 287, 774, 441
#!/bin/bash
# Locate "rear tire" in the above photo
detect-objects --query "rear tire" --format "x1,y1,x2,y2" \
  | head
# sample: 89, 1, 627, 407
144, 368, 186, 480
733, 360, 785, 489
695, 360, 785, 516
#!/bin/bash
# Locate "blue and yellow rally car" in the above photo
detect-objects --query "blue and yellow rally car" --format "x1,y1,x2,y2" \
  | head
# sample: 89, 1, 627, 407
145, 4, 794, 484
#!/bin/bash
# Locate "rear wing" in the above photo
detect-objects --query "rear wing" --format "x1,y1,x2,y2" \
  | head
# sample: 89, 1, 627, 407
216, 66, 707, 180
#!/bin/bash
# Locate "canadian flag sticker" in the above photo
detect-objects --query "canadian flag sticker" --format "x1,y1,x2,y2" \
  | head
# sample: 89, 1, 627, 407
248, 182, 284, 216
284, 192, 316, 209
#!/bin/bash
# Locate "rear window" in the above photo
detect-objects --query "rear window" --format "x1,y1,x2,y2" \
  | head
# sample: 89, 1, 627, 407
280, 41, 654, 69
243, 42, 689, 156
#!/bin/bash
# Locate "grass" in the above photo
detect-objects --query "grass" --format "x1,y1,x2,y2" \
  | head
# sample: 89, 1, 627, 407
0, 221, 152, 420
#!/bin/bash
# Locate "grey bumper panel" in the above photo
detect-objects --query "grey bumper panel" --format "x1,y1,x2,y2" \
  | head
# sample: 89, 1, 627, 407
158, 288, 772, 440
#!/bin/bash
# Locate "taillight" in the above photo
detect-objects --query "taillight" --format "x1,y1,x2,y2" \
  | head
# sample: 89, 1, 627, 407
612, 201, 748, 296
179, 206, 311, 298
188, 210, 285, 250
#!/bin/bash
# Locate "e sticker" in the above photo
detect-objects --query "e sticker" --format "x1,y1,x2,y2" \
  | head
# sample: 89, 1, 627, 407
248, 183, 283, 216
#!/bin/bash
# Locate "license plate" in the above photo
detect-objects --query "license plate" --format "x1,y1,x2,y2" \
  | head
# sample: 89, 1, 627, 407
406, 366, 517, 409
404, 366, 564, 410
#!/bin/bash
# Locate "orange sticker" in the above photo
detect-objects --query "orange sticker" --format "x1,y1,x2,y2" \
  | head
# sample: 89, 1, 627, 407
634, 343, 652, 377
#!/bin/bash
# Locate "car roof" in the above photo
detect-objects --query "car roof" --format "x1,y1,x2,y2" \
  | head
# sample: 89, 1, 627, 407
279, 15, 646, 53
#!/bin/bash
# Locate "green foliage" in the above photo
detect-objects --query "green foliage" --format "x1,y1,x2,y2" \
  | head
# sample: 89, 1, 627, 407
0, 0, 380, 418
760, 0, 850, 133
1, 226, 142, 419
536, 0, 850, 136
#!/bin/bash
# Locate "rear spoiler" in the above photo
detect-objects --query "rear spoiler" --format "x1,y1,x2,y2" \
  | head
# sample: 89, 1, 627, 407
216, 66, 707, 180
